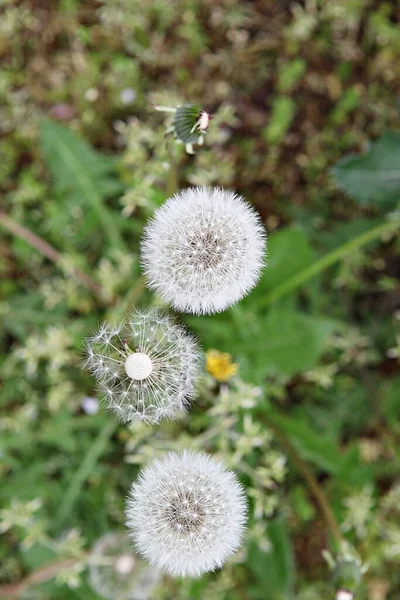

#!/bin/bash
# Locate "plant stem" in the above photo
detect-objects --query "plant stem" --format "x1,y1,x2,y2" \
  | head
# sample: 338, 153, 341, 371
166, 144, 178, 197
0, 210, 103, 298
263, 412, 344, 547
108, 275, 146, 321
0, 558, 79, 599
260, 218, 400, 309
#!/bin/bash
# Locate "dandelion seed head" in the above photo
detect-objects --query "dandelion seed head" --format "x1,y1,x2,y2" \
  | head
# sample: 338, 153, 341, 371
125, 451, 247, 578
115, 554, 135, 575
336, 592, 353, 600
141, 187, 266, 314
89, 532, 161, 600
84, 309, 201, 424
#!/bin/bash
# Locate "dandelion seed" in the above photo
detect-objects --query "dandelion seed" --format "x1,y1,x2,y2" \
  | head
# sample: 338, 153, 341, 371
84, 309, 201, 424
141, 187, 266, 314
125, 450, 247, 578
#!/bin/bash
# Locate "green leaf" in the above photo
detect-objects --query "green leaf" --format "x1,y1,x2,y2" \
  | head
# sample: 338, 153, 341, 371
332, 130, 400, 208
190, 308, 336, 382
278, 58, 306, 93
21, 544, 56, 570
381, 376, 400, 424
40, 119, 125, 249
244, 309, 335, 378
331, 86, 361, 124
256, 227, 315, 297
264, 97, 296, 145
271, 413, 342, 473
248, 518, 295, 600
272, 413, 371, 484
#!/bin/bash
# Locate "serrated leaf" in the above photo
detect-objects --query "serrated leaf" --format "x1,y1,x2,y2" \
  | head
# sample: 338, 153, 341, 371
244, 309, 335, 378
271, 413, 343, 473
332, 130, 400, 207
40, 119, 125, 249
272, 413, 371, 484
249, 227, 315, 302
189, 308, 336, 382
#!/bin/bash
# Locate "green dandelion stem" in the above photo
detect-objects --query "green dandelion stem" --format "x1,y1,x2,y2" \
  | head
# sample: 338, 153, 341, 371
261, 217, 400, 308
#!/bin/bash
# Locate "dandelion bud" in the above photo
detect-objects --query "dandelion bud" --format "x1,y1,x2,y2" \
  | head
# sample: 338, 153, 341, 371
84, 309, 201, 424
141, 187, 266, 315
333, 557, 363, 596
126, 450, 247, 578
154, 103, 212, 153
324, 545, 367, 600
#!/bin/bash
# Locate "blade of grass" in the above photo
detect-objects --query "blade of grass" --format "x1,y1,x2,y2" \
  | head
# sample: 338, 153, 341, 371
55, 419, 116, 528
41, 119, 126, 251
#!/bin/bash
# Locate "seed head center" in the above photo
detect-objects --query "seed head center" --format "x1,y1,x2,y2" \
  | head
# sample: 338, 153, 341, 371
165, 492, 206, 533
124, 352, 153, 381
115, 554, 135, 575
187, 230, 225, 269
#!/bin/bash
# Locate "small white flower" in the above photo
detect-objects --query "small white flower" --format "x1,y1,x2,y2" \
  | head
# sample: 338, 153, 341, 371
141, 187, 266, 314
81, 396, 99, 415
84, 309, 201, 424
120, 88, 136, 105
125, 450, 247, 578
89, 532, 161, 600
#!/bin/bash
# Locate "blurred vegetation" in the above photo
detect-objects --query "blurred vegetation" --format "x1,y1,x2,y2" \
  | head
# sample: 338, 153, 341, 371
1, 1, 400, 599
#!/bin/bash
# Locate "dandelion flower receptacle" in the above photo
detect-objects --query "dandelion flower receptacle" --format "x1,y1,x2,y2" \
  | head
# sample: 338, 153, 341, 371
84, 309, 201, 424
141, 186, 266, 315
126, 450, 247, 578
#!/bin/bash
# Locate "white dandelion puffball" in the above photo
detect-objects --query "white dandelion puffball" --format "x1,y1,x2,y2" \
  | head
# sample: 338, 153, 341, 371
141, 186, 266, 314
126, 451, 247, 578
89, 532, 161, 600
84, 309, 201, 424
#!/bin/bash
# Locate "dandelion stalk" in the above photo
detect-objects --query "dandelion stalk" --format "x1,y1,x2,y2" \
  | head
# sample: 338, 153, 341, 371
166, 144, 179, 197
263, 412, 344, 546
0, 210, 103, 297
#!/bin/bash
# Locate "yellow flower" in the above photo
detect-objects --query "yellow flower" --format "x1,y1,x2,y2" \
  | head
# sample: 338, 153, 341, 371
206, 349, 238, 382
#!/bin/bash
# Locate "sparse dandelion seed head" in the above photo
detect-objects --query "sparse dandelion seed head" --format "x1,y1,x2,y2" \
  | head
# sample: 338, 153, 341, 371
141, 187, 267, 314
125, 450, 247, 578
84, 309, 201, 424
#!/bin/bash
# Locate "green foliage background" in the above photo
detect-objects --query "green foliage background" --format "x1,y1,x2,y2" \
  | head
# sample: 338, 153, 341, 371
1, 1, 400, 599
